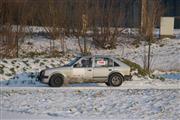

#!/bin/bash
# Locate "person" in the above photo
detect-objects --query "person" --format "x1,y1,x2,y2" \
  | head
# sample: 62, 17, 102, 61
108, 59, 113, 67
81, 59, 86, 67
74, 58, 92, 68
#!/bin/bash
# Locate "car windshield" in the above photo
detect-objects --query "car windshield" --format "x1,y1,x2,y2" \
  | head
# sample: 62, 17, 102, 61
63, 57, 81, 67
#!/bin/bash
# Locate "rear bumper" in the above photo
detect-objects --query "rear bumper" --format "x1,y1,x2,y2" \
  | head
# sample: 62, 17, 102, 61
124, 75, 132, 81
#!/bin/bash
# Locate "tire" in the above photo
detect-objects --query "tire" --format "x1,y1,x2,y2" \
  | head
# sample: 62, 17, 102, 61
49, 74, 64, 87
108, 73, 124, 87
105, 82, 111, 86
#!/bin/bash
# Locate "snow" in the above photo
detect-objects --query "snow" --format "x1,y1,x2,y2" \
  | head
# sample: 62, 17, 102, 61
18, 30, 180, 71
0, 57, 73, 80
0, 57, 179, 88
1, 89, 180, 119
91, 37, 180, 71
0, 28, 180, 119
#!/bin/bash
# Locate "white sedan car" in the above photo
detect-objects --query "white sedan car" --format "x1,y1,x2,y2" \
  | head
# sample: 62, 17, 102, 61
37, 55, 132, 87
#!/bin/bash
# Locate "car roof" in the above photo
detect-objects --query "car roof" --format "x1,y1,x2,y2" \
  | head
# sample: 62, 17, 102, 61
80, 55, 114, 58
76, 55, 128, 67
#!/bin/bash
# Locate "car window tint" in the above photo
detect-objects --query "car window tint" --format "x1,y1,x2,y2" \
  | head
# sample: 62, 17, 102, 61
64, 57, 81, 67
114, 62, 120, 67
74, 57, 92, 68
95, 57, 113, 67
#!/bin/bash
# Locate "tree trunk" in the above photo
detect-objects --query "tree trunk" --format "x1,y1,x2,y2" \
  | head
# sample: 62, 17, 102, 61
83, 35, 87, 54
77, 37, 83, 54
147, 37, 151, 71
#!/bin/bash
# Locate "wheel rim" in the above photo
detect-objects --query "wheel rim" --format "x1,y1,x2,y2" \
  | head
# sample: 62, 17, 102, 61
111, 76, 121, 85
54, 77, 61, 84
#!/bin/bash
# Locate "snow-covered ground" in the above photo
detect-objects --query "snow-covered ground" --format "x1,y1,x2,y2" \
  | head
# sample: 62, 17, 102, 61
19, 29, 180, 71
0, 28, 180, 119
0, 57, 179, 88
1, 89, 180, 119
1, 29, 179, 86
92, 37, 180, 71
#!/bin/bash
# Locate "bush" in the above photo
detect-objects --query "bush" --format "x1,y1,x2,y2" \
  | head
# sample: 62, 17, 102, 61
48, 50, 63, 57
11, 60, 17, 64
0, 64, 5, 74
0, 68, 4, 74
159, 44, 164, 47
22, 51, 47, 58
2, 60, 8, 63
27, 42, 33, 46
10, 68, 16, 74
34, 59, 40, 64
131, 39, 140, 48
121, 58, 150, 76
40, 62, 45, 66
5, 73, 12, 76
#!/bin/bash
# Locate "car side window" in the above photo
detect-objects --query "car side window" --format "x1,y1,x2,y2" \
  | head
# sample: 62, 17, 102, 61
95, 57, 113, 67
114, 62, 120, 67
73, 57, 92, 68
108, 58, 114, 67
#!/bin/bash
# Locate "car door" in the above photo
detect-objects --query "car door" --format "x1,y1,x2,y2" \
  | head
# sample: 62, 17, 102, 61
72, 57, 93, 82
93, 57, 114, 82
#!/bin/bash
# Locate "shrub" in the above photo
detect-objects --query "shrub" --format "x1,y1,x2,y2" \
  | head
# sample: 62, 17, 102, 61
11, 60, 17, 64
23, 67, 27, 71
40, 62, 45, 66
159, 77, 165, 81
22, 60, 29, 66
10, 68, 16, 74
131, 39, 140, 47
0, 64, 5, 74
159, 44, 164, 47
48, 50, 63, 57
27, 42, 33, 46
2, 60, 8, 63
121, 58, 150, 76
34, 59, 40, 64
0, 68, 4, 74
22, 51, 47, 58
5, 73, 12, 76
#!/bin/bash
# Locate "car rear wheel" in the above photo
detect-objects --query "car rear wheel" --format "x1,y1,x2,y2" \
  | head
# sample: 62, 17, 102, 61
108, 73, 124, 87
49, 74, 64, 87
105, 82, 110, 86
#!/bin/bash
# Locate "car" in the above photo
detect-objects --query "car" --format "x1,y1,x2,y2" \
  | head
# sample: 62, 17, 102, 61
37, 55, 132, 87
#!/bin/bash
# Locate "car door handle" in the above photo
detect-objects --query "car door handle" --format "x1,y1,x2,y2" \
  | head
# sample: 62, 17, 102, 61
88, 69, 92, 71
109, 69, 112, 71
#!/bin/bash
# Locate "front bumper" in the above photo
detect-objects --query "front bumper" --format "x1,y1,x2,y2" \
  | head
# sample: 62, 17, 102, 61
37, 75, 49, 83
36, 71, 49, 83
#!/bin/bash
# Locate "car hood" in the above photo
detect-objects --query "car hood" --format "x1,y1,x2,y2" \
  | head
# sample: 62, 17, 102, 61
44, 66, 72, 76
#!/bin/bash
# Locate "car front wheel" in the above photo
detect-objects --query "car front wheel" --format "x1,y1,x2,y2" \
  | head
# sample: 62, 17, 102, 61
49, 74, 64, 87
108, 73, 124, 87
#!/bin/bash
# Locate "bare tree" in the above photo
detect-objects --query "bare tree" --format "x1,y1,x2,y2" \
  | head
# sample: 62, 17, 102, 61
40, 0, 66, 55
0, 0, 28, 58
72, 0, 91, 55
140, 0, 164, 71
91, 0, 125, 49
